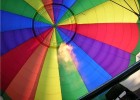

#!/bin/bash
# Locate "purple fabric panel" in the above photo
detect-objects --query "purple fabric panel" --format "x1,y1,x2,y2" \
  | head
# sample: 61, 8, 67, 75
59, 27, 75, 40
53, 0, 63, 24
53, 5, 61, 24
53, 0, 62, 3
73, 34, 130, 77
1, 27, 49, 55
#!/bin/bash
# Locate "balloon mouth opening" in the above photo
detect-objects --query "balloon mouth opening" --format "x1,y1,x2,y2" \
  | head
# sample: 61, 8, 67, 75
32, 3, 77, 48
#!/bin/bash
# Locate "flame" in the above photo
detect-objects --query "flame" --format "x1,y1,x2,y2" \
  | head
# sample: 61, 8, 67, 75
58, 43, 79, 68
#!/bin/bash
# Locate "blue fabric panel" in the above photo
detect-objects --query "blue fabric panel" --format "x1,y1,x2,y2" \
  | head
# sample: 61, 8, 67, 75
1, 10, 51, 32
56, 0, 76, 23
59, 28, 130, 77
56, 28, 112, 92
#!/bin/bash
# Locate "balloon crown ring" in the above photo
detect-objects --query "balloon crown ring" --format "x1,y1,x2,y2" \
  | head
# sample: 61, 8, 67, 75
32, 3, 77, 48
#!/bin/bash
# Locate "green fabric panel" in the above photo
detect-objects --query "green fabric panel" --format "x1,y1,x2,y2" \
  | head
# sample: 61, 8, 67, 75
57, 32, 88, 100
138, 0, 140, 10
2, 94, 11, 100
58, 60, 88, 100
129, 0, 140, 65
0, 90, 12, 100
129, 18, 140, 65
59, 0, 108, 23
55, 29, 63, 46
1, 0, 51, 24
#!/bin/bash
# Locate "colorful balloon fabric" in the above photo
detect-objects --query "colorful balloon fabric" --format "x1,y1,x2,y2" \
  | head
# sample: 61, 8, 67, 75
1, 0, 140, 100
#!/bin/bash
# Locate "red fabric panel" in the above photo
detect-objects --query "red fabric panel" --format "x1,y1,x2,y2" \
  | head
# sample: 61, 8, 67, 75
0, 29, 52, 91
42, 0, 53, 5
42, 0, 54, 23
60, 23, 139, 53
5, 45, 48, 100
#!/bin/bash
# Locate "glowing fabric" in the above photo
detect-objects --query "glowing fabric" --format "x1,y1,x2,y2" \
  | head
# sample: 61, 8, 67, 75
1, 0, 140, 100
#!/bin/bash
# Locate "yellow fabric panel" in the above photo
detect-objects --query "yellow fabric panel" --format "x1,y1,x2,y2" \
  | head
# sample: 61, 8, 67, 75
50, 29, 57, 47
24, 0, 53, 23
59, 0, 138, 25
34, 47, 62, 100
35, 29, 62, 100
5, 45, 47, 100
113, 0, 139, 12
